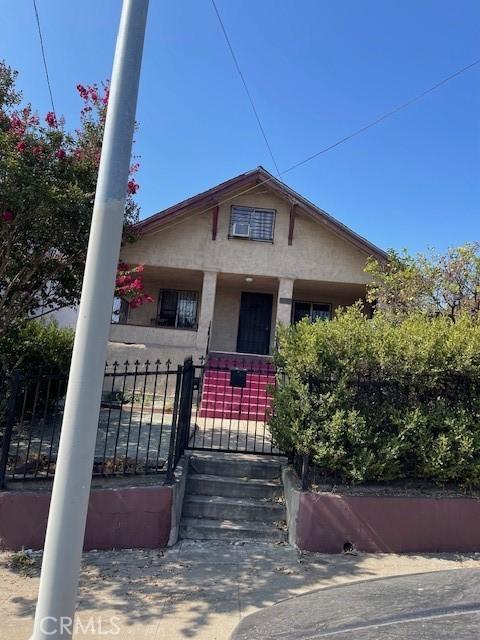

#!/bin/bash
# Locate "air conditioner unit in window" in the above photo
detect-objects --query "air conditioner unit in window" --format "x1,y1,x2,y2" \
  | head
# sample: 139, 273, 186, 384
232, 221, 250, 238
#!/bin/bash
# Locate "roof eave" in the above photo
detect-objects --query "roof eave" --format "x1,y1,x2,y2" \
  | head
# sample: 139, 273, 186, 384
135, 167, 388, 262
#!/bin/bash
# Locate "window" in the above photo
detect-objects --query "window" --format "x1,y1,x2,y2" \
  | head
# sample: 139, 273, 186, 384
292, 301, 331, 323
156, 289, 198, 329
229, 206, 275, 242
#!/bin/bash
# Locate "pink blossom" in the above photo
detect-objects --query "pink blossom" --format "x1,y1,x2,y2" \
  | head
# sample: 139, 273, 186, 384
45, 111, 57, 127
55, 149, 66, 159
76, 84, 89, 100
116, 275, 132, 287
118, 262, 129, 272
129, 296, 144, 309
131, 278, 144, 291
134, 264, 144, 273
32, 145, 43, 156
16, 141, 26, 152
9, 115, 25, 136
21, 107, 39, 126
127, 179, 139, 195
2, 210, 13, 222
116, 285, 131, 296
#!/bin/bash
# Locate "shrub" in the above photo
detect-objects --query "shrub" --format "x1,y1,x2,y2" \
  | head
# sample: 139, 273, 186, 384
0, 319, 74, 374
0, 320, 73, 422
271, 305, 480, 488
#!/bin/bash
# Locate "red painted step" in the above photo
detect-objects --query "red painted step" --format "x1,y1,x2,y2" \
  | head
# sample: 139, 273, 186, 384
199, 357, 276, 421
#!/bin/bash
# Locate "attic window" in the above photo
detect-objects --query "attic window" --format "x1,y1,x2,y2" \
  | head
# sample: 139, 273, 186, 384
229, 206, 275, 242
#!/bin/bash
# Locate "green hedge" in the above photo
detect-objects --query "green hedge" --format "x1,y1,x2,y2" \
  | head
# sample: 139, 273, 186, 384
271, 306, 480, 488
0, 319, 74, 374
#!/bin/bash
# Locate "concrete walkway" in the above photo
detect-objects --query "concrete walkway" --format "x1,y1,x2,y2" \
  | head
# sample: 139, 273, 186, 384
2, 541, 480, 639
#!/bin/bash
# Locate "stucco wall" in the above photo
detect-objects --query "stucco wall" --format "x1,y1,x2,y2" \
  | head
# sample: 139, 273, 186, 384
294, 490, 480, 553
0, 485, 173, 551
210, 286, 240, 352
283, 467, 480, 553
106, 340, 203, 371
112, 188, 372, 358
120, 191, 371, 285
110, 323, 198, 348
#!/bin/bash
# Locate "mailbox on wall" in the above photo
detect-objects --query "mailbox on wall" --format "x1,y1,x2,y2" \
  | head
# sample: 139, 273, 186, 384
230, 368, 247, 388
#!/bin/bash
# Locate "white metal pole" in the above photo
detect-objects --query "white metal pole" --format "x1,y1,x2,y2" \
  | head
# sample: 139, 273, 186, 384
30, 1, 149, 638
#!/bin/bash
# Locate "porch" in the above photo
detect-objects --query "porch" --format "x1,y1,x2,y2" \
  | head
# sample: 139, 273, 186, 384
109, 266, 368, 363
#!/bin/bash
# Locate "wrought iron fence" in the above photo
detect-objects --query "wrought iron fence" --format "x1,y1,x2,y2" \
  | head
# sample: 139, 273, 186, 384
188, 354, 282, 455
0, 360, 185, 488
0, 354, 284, 489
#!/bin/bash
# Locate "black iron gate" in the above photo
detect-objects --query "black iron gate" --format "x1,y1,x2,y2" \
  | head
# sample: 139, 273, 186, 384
184, 355, 281, 455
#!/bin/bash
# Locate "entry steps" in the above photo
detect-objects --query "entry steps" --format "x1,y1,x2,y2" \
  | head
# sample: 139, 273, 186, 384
180, 452, 287, 542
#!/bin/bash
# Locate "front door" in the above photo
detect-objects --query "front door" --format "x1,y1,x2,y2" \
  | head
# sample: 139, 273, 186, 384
236, 292, 273, 355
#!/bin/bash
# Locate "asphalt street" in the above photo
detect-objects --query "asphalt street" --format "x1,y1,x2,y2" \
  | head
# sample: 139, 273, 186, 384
231, 568, 480, 639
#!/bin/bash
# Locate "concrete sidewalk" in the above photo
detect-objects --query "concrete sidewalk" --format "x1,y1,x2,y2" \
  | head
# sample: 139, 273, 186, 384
2, 541, 480, 639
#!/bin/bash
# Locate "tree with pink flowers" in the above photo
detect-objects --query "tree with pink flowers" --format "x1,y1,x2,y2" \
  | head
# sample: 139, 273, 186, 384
115, 263, 153, 309
0, 61, 151, 344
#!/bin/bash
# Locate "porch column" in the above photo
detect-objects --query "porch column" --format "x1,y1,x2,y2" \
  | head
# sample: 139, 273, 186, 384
276, 277, 295, 326
196, 270, 218, 351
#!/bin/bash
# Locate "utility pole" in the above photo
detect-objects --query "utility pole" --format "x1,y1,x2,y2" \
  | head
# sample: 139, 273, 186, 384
30, 1, 149, 638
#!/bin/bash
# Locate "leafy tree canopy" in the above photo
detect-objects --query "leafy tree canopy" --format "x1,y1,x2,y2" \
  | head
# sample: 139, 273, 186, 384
366, 243, 480, 321
0, 61, 150, 343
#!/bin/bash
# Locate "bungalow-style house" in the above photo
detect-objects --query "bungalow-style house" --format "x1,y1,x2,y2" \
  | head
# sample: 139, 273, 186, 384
108, 167, 386, 367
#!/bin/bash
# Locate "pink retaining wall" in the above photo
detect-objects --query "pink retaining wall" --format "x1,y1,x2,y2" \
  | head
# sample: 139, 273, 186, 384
0, 485, 172, 551
297, 492, 480, 553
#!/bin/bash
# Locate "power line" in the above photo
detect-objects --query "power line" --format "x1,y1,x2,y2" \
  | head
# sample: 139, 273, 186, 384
179, 54, 480, 221
210, 0, 281, 178
285, 56, 480, 173
32, 0, 56, 114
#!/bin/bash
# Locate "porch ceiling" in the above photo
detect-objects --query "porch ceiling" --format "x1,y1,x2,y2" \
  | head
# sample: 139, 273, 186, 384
142, 265, 204, 287
293, 279, 366, 295
216, 272, 278, 291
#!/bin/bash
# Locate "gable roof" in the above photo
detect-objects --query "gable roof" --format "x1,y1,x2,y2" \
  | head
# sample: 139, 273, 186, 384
137, 167, 387, 261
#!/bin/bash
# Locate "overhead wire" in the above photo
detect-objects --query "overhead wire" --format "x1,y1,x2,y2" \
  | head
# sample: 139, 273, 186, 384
285, 56, 480, 173
211, 0, 281, 178
146, 54, 480, 228
32, 0, 56, 114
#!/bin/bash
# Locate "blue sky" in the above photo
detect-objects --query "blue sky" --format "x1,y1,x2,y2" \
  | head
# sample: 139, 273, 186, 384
2, 0, 479, 253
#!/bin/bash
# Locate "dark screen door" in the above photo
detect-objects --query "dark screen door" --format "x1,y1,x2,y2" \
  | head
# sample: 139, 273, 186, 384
236, 292, 273, 355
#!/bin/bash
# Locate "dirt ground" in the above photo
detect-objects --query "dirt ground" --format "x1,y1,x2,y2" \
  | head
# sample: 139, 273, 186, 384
2, 541, 480, 639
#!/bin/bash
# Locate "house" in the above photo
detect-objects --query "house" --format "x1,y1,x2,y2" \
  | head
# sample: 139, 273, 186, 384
107, 167, 386, 367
